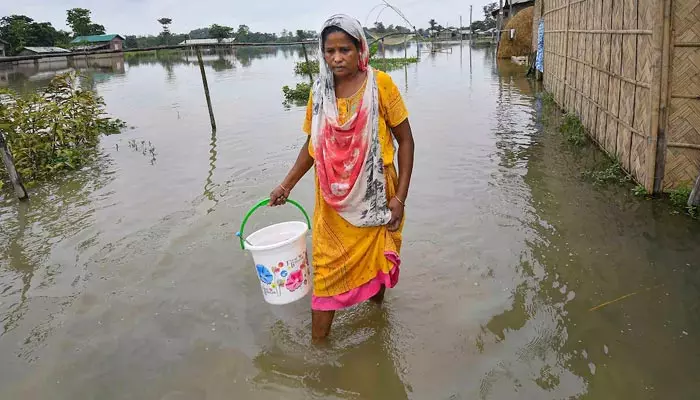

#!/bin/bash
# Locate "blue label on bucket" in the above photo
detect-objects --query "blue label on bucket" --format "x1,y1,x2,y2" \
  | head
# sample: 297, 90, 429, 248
256, 264, 273, 285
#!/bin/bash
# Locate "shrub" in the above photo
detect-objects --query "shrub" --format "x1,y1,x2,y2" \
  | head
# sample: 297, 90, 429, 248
0, 72, 125, 183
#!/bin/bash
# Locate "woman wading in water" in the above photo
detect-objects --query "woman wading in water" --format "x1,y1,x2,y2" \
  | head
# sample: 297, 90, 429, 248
270, 14, 415, 341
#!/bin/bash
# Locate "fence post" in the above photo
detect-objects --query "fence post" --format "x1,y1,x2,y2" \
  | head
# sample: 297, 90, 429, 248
469, 5, 473, 44
0, 131, 28, 200
301, 43, 314, 84
497, 0, 504, 47
562, 0, 571, 108
196, 46, 217, 132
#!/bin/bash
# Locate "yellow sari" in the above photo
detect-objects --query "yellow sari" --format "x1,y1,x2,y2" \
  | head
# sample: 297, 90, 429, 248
303, 70, 408, 304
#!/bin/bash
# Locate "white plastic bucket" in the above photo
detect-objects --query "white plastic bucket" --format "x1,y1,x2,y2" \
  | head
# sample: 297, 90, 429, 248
237, 199, 312, 305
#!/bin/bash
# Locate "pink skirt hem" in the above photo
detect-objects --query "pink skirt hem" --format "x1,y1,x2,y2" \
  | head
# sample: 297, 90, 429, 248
310, 251, 401, 311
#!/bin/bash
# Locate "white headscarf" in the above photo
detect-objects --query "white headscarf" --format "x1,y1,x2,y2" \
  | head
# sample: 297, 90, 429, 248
310, 14, 391, 227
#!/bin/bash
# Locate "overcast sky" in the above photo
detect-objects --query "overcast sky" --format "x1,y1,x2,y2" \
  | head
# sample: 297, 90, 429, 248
2, 0, 485, 36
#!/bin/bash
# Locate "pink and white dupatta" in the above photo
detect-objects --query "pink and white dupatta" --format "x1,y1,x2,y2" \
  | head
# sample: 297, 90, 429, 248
310, 14, 391, 227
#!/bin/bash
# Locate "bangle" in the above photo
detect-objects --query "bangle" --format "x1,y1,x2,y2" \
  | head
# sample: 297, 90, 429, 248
393, 195, 405, 206
279, 184, 291, 194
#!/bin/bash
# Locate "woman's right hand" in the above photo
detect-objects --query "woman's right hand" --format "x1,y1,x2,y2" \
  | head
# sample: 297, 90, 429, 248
269, 185, 291, 207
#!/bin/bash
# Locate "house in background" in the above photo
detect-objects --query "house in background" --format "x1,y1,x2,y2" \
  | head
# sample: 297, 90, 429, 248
0, 38, 8, 57
491, 0, 536, 24
178, 38, 236, 46
71, 34, 125, 51
19, 47, 71, 56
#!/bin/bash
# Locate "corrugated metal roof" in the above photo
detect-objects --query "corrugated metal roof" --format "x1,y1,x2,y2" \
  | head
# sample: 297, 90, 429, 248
71, 34, 124, 44
22, 47, 71, 54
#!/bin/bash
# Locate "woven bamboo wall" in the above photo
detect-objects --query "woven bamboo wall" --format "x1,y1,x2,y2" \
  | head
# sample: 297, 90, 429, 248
538, 0, 699, 191
663, 0, 700, 189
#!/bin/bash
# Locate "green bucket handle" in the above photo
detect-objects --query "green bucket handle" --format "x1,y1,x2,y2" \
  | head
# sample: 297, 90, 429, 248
236, 198, 311, 250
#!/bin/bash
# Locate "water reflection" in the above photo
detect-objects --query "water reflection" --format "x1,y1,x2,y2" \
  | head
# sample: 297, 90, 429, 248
253, 305, 409, 399
0, 153, 115, 341
203, 127, 218, 213
0, 55, 125, 93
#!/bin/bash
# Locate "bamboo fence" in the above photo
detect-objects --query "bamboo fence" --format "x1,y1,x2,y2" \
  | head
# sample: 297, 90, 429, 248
537, 0, 700, 192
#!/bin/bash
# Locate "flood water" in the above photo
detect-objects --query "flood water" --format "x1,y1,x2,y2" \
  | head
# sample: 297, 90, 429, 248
1, 44, 699, 399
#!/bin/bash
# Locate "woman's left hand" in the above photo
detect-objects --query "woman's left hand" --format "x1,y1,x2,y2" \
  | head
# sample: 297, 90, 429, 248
387, 197, 404, 232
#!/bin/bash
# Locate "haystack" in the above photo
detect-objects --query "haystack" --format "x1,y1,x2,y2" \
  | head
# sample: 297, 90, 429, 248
497, 6, 534, 59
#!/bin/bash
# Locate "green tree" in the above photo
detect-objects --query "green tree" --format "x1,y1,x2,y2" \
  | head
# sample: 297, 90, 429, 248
189, 27, 209, 39
236, 24, 250, 41
295, 29, 306, 41
374, 21, 386, 33
157, 17, 172, 44
158, 18, 172, 34
0, 15, 67, 55
483, 2, 498, 29
124, 35, 138, 48
209, 24, 233, 42
0, 15, 34, 54
66, 8, 105, 37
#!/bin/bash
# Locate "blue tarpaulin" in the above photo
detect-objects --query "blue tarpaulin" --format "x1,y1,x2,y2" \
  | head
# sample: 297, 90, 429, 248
536, 18, 544, 72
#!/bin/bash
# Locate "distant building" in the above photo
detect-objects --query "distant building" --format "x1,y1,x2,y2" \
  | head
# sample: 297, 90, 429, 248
18, 47, 71, 56
178, 38, 236, 46
491, 0, 535, 23
71, 34, 125, 51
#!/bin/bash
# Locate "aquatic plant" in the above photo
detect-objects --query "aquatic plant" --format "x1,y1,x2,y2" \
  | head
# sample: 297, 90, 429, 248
541, 92, 557, 109
294, 60, 319, 76
632, 184, 649, 197
582, 159, 630, 186
369, 42, 379, 58
559, 113, 588, 147
370, 57, 418, 72
667, 185, 698, 218
669, 185, 692, 208
282, 82, 311, 106
0, 72, 125, 184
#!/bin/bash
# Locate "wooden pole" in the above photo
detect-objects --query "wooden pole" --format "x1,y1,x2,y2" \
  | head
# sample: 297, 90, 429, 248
509, 0, 513, 22
562, 0, 571, 108
404, 34, 408, 59
470, 5, 473, 44
301, 43, 314, 84
689, 174, 700, 207
648, 0, 673, 193
0, 131, 28, 200
382, 38, 386, 71
497, 0, 504, 47
196, 46, 216, 132
460, 15, 463, 45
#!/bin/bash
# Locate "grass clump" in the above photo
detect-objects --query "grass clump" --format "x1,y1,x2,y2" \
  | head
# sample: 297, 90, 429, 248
632, 184, 649, 197
582, 159, 630, 186
669, 185, 692, 208
559, 113, 588, 147
282, 82, 311, 106
667, 185, 698, 218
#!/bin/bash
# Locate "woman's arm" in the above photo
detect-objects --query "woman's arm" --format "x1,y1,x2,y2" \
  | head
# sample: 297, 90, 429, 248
387, 119, 415, 231
270, 136, 314, 206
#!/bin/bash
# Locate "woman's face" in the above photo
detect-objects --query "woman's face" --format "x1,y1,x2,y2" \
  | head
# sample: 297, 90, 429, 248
323, 31, 360, 79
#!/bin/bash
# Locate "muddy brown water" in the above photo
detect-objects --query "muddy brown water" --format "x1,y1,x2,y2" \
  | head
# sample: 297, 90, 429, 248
1, 44, 699, 399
